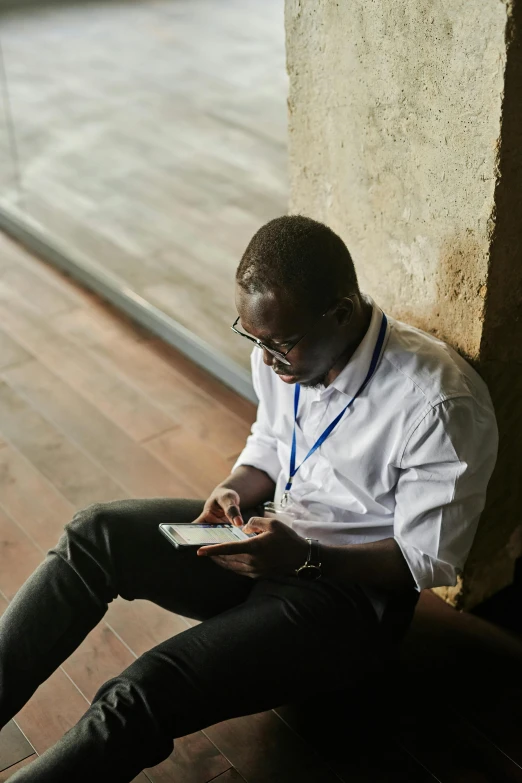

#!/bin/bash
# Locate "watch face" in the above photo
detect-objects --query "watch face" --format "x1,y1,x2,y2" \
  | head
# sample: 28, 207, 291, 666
296, 565, 322, 581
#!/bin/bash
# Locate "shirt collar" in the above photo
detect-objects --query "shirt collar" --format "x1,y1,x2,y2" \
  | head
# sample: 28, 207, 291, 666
317, 294, 387, 400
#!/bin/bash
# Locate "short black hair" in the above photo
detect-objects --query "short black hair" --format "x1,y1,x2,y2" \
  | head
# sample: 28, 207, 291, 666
236, 215, 359, 312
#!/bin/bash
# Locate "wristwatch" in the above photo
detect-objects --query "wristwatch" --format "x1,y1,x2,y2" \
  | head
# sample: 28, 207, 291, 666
295, 538, 322, 581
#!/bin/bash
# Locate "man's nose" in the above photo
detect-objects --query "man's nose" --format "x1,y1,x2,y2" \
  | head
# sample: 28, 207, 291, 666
262, 347, 276, 367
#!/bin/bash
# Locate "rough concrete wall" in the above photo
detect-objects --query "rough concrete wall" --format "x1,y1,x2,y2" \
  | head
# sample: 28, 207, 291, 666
286, 0, 505, 358
286, 0, 522, 608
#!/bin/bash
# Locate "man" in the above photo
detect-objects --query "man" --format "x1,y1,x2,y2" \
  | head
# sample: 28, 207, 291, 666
0, 216, 498, 781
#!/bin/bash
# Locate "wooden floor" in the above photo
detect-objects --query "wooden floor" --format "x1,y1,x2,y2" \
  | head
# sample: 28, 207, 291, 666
0, 235, 522, 782
0, 232, 257, 782
0, 0, 288, 370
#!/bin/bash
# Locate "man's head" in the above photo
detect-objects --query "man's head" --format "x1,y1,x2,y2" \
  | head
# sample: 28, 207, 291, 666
235, 215, 367, 388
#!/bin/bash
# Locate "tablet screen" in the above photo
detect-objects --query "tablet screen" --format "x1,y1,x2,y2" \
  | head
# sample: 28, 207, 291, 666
166, 524, 250, 546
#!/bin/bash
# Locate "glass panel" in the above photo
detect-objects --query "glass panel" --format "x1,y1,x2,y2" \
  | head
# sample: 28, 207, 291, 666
0, 0, 288, 372
0, 34, 21, 214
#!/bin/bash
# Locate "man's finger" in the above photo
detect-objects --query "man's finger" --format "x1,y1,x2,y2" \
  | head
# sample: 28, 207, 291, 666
243, 517, 271, 534
224, 504, 243, 527
197, 538, 255, 556
213, 561, 258, 578
212, 556, 256, 572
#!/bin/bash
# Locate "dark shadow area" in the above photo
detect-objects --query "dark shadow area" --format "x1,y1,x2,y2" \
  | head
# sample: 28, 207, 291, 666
277, 588, 522, 781
465, 1, 522, 615
471, 554, 522, 637
480, 1, 522, 364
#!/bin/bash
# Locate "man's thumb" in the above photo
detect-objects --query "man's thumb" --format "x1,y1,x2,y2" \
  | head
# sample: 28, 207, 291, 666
224, 500, 243, 526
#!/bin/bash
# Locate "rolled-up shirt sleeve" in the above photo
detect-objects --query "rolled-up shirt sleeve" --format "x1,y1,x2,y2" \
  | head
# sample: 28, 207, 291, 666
394, 396, 498, 592
232, 350, 282, 484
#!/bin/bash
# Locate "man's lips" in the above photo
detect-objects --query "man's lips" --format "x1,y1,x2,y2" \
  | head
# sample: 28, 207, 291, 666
274, 369, 298, 382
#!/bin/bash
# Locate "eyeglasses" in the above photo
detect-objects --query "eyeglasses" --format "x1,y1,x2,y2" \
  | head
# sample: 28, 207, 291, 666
231, 306, 333, 366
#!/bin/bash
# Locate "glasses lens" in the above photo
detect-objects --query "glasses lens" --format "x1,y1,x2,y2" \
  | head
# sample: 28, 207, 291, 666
263, 346, 291, 365
232, 322, 292, 366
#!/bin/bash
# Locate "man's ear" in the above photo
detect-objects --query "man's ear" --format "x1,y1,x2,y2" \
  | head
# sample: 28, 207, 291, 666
333, 296, 355, 327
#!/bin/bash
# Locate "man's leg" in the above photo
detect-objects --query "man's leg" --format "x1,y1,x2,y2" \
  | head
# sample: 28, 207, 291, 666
7, 563, 380, 782
0, 497, 256, 731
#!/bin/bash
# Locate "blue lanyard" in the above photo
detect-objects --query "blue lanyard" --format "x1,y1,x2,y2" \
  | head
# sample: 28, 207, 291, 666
283, 312, 388, 500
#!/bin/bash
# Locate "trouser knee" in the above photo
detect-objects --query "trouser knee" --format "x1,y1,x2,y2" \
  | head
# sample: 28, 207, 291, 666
53, 502, 120, 603
63, 502, 113, 543
91, 665, 177, 753
92, 649, 207, 743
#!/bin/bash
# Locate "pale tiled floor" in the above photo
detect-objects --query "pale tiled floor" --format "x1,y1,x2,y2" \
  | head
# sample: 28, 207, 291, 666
0, 0, 288, 369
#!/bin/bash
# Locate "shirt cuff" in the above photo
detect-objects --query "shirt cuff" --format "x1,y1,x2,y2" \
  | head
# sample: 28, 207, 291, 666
232, 444, 282, 485
394, 536, 458, 592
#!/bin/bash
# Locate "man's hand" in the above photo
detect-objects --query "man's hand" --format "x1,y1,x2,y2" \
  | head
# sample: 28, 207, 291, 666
196, 517, 309, 578
192, 486, 244, 527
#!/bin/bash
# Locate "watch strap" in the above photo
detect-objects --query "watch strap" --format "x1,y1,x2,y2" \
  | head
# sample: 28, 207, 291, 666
307, 538, 320, 567
294, 538, 322, 580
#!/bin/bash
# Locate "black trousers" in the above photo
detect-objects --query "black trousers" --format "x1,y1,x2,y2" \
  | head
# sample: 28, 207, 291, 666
0, 498, 419, 782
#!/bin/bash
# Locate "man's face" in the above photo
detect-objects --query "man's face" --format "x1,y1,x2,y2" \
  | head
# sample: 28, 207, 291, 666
235, 286, 353, 388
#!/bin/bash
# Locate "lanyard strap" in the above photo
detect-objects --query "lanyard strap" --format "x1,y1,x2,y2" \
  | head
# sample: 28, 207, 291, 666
284, 312, 388, 496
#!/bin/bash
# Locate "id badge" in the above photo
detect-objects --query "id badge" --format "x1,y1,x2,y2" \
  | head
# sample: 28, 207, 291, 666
263, 497, 310, 525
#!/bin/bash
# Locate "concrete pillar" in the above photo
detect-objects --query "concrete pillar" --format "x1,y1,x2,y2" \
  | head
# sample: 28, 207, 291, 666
285, 0, 522, 609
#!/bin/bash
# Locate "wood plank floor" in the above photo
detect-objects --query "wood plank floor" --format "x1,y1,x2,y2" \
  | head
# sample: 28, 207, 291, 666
0, 232, 256, 782
0, 0, 288, 370
0, 234, 522, 782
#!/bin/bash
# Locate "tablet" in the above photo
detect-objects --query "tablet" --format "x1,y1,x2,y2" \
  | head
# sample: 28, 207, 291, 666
159, 522, 252, 548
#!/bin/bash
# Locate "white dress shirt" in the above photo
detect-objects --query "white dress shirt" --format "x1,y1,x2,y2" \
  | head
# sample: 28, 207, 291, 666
233, 294, 498, 619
